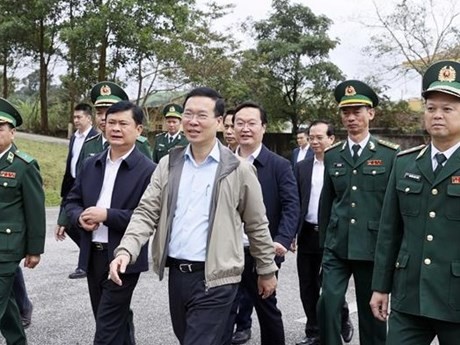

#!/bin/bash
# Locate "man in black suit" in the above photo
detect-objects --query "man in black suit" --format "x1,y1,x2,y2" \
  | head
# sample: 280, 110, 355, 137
294, 120, 353, 345
56, 103, 98, 279
226, 101, 299, 345
291, 129, 314, 166
65, 101, 156, 345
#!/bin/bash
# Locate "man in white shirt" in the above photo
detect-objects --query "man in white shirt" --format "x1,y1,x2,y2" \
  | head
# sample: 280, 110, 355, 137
291, 129, 314, 166
65, 101, 156, 345
56, 103, 97, 279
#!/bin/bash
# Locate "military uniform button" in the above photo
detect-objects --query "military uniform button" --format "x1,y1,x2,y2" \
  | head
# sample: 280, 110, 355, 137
350, 219, 356, 224
5, 228, 11, 234
3, 182, 7, 187
352, 186, 357, 191
351, 202, 356, 208
431, 189, 438, 195
335, 171, 339, 176
405, 187, 410, 193
429, 211, 436, 218
372, 170, 376, 175
427, 235, 433, 241
424, 258, 431, 265
353, 170, 357, 175
395, 262, 400, 268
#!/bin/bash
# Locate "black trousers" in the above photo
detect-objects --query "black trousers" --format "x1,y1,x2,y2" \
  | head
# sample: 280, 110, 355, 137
168, 263, 238, 345
87, 247, 139, 345
297, 250, 350, 337
236, 250, 285, 345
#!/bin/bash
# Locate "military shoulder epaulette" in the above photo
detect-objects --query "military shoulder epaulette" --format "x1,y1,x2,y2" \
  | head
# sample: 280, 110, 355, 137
397, 144, 426, 157
85, 133, 101, 142
325, 140, 343, 152
155, 132, 164, 137
14, 150, 34, 163
377, 139, 400, 150
136, 135, 147, 143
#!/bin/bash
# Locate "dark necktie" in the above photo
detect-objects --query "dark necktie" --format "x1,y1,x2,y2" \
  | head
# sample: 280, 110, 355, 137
352, 144, 360, 162
103, 141, 109, 150
168, 136, 173, 144
434, 153, 447, 176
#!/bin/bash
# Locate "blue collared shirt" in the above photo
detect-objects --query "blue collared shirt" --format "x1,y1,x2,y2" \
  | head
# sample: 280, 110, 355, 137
168, 140, 220, 261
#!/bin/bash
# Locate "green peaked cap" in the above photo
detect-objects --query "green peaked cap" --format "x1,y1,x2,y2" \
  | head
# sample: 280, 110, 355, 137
0, 98, 22, 127
334, 80, 379, 108
422, 60, 460, 99
162, 103, 183, 119
90, 81, 129, 108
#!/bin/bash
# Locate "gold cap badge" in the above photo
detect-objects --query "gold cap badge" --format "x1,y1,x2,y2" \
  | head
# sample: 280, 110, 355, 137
345, 85, 356, 96
169, 106, 175, 112
100, 85, 112, 96
438, 65, 456, 82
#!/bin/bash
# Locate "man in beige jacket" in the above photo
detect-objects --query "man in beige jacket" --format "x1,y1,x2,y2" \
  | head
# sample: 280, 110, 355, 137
109, 87, 278, 345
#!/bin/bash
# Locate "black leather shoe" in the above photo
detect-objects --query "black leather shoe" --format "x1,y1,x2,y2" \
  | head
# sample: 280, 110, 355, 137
21, 304, 33, 329
68, 268, 87, 279
231, 329, 251, 344
296, 335, 320, 345
341, 317, 354, 343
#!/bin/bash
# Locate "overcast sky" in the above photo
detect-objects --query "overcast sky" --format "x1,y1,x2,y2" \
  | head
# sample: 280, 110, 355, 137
211, 0, 422, 100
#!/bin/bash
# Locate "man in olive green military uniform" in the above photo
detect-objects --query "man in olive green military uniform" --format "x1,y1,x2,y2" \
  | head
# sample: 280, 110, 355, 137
152, 103, 188, 163
76, 81, 152, 174
0, 98, 45, 344
370, 61, 460, 345
318, 80, 399, 345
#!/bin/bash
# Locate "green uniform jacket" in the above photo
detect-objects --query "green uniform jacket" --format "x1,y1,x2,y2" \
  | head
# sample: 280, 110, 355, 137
152, 132, 188, 163
76, 133, 152, 175
372, 144, 460, 323
319, 136, 399, 261
0, 146, 46, 263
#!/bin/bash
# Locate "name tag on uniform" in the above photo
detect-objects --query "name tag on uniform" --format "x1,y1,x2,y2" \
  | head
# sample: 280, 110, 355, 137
333, 163, 344, 168
367, 160, 383, 166
0, 171, 16, 178
404, 172, 421, 181
452, 176, 460, 184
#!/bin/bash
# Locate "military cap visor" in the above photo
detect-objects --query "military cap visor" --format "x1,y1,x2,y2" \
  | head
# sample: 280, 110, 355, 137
0, 98, 22, 127
163, 103, 183, 119
335, 80, 379, 108
90, 81, 129, 108
422, 61, 460, 99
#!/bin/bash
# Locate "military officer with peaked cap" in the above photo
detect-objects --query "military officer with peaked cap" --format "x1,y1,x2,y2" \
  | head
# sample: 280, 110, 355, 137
152, 103, 188, 163
318, 80, 399, 345
0, 98, 46, 344
76, 81, 152, 175
370, 61, 460, 344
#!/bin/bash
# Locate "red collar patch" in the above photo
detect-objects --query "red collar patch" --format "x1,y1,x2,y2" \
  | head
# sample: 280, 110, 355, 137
452, 176, 460, 184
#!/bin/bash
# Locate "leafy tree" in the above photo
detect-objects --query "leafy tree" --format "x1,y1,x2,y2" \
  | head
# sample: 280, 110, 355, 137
251, 0, 342, 134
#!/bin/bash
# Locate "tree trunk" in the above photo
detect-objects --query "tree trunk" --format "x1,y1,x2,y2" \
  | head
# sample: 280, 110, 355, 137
98, 32, 108, 81
2, 56, 7, 98
39, 18, 48, 133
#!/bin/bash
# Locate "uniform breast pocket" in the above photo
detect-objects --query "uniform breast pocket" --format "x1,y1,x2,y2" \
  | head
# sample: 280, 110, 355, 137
0, 178, 18, 203
328, 167, 347, 192
396, 179, 423, 216
362, 166, 387, 191
0, 223, 24, 253
445, 185, 460, 220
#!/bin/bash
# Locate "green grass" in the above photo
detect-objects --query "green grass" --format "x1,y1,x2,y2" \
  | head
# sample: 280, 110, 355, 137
14, 138, 67, 207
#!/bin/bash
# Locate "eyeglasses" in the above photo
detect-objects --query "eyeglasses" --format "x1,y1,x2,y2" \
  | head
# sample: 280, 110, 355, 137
234, 121, 262, 129
182, 113, 210, 121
